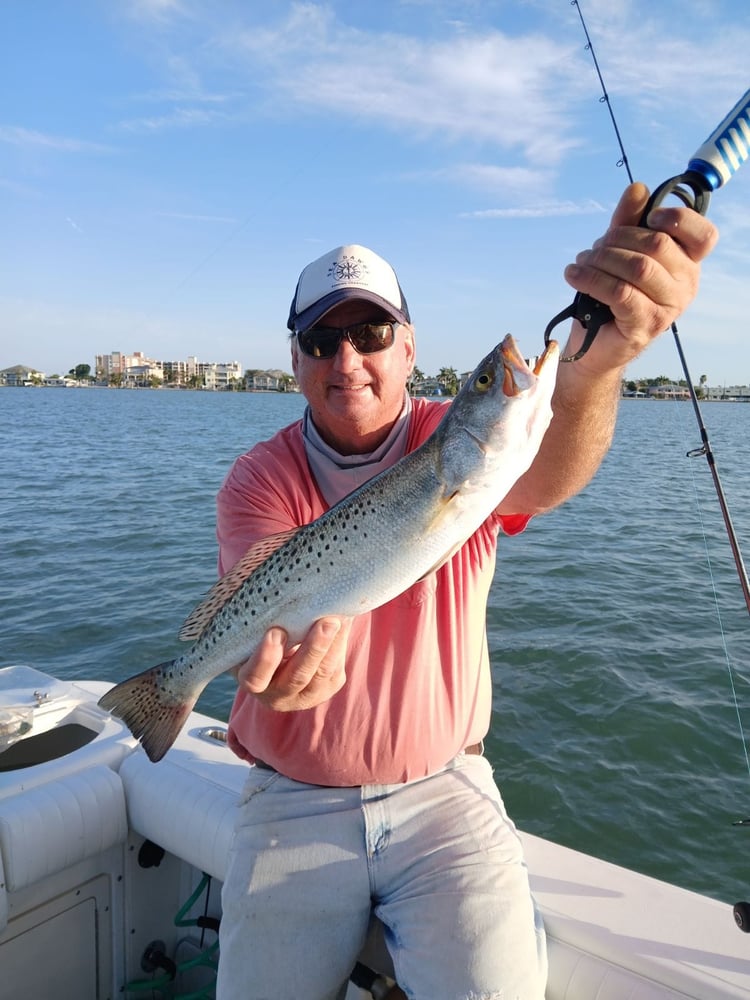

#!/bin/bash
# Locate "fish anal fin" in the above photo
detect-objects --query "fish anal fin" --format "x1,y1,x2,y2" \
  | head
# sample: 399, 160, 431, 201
178, 527, 300, 641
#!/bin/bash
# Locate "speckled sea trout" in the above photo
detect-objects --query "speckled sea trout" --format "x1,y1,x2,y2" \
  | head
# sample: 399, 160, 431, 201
99, 335, 559, 761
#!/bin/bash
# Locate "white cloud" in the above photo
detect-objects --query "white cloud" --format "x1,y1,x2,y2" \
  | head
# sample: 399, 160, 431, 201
211, 9, 586, 163
564, 3, 750, 125
428, 164, 555, 196
463, 198, 607, 220
118, 106, 230, 132
0, 126, 112, 153
110, 1, 750, 163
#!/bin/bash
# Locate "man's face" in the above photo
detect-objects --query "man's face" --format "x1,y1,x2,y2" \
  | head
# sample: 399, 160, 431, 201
291, 300, 415, 455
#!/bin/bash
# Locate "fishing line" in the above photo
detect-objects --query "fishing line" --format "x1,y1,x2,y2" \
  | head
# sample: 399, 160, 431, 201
670, 394, 750, 780
569, 0, 750, 778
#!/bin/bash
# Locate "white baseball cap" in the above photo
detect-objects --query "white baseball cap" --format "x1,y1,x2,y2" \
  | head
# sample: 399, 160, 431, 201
287, 244, 411, 333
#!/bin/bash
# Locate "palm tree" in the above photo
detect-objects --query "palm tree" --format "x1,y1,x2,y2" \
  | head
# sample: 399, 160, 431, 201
437, 367, 459, 396
407, 366, 425, 395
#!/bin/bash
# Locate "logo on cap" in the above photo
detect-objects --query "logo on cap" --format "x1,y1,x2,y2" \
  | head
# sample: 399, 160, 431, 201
328, 254, 368, 285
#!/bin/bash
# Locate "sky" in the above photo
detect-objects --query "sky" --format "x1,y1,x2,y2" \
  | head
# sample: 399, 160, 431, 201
2, 0, 749, 385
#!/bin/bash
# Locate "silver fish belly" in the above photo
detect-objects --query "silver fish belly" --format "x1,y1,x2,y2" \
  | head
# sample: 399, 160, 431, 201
98, 334, 559, 761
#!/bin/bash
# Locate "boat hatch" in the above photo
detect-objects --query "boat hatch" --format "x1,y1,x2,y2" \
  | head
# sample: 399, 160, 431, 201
0, 722, 97, 771
0, 664, 99, 770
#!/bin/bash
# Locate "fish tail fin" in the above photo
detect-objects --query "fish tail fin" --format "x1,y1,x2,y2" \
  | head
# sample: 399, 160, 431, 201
98, 660, 199, 763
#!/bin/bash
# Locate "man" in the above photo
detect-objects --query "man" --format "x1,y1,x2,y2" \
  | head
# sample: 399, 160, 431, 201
215, 183, 717, 999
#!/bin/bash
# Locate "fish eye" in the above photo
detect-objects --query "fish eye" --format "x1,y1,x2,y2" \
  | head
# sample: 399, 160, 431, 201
475, 370, 494, 393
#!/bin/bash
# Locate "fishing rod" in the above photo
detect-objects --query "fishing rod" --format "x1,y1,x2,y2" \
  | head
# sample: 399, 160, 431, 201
550, 0, 750, 617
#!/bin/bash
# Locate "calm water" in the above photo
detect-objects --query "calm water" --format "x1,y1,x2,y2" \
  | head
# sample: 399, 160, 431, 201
2, 385, 750, 905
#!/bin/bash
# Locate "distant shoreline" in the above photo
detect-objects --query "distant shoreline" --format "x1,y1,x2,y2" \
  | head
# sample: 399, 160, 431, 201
0, 383, 300, 394
5, 384, 748, 401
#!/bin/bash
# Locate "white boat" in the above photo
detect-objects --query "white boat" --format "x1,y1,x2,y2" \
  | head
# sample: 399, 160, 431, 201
2, 662, 750, 1000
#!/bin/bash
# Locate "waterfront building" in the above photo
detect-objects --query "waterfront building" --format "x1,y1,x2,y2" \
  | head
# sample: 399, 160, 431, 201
197, 360, 243, 390
94, 352, 243, 388
0, 365, 45, 386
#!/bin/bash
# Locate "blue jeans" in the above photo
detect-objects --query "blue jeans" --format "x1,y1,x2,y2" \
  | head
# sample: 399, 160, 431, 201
217, 753, 547, 1000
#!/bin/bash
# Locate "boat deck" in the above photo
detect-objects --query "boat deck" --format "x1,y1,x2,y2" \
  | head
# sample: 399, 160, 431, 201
1, 669, 749, 999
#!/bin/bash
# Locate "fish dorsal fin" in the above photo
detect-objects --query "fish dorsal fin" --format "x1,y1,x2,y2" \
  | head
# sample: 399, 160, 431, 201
178, 527, 300, 641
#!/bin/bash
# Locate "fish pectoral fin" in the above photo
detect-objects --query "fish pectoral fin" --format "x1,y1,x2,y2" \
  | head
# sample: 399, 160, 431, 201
415, 491, 464, 581
178, 527, 301, 641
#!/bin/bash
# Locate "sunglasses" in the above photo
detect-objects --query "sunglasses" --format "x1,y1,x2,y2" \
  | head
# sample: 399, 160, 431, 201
296, 321, 398, 359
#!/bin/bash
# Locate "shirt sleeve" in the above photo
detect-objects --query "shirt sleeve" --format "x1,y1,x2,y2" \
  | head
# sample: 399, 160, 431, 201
216, 428, 316, 576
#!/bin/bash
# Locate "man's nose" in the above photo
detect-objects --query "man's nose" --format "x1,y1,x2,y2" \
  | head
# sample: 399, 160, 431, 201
332, 335, 361, 369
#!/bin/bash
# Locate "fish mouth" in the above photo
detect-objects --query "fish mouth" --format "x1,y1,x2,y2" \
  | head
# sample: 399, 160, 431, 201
500, 334, 559, 397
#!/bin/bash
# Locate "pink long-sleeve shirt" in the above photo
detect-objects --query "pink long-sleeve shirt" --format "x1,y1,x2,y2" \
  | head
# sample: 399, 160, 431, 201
216, 397, 529, 786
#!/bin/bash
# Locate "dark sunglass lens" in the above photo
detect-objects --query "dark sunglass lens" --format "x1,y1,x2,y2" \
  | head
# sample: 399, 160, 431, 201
298, 329, 341, 358
349, 323, 395, 354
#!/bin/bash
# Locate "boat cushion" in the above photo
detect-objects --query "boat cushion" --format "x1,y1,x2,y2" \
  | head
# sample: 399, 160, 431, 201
546, 936, 689, 999
120, 751, 240, 882
0, 764, 127, 893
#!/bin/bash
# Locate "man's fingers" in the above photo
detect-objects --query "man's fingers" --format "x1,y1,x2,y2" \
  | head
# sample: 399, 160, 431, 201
237, 627, 288, 694
284, 618, 343, 689
236, 617, 352, 710
608, 181, 650, 229
645, 205, 719, 262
